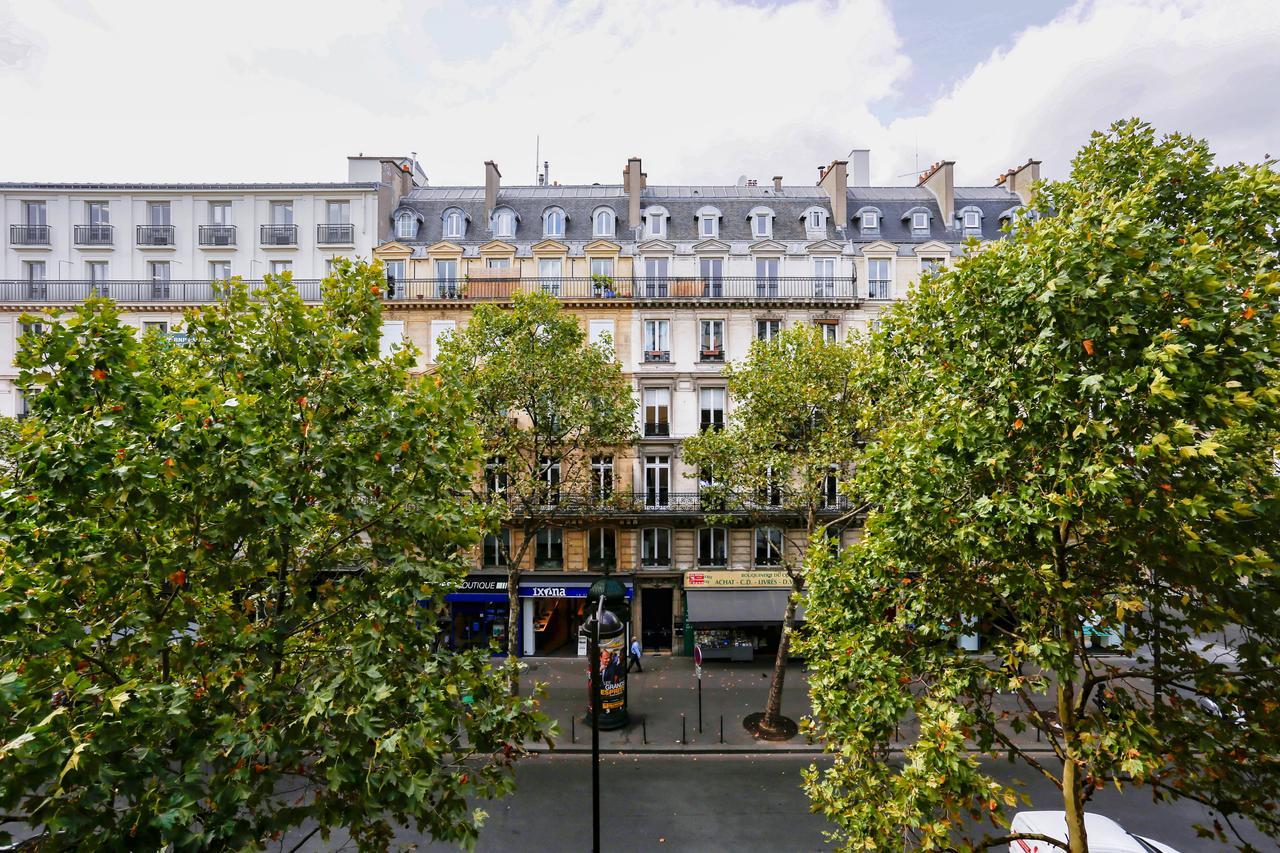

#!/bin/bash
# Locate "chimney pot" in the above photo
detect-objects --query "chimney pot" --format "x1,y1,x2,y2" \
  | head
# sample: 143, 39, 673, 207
484, 160, 501, 219
773, 176, 783, 192
817, 159, 848, 227
626, 157, 643, 234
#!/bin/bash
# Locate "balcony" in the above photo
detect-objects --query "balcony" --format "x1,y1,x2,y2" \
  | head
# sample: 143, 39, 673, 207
643, 421, 670, 438
74, 225, 113, 246
867, 279, 892, 299
0, 278, 327, 305
317, 223, 354, 245
10, 224, 50, 246
198, 225, 237, 246
699, 347, 724, 362
260, 224, 298, 246
379, 275, 859, 304
497, 491, 853, 518
136, 225, 175, 246
643, 350, 671, 363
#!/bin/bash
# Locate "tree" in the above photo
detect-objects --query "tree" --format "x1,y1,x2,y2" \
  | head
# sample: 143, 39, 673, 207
682, 324, 864, 739
800, 120, 1280, 852
435, 291, 636, 689
0, 262, 550, 851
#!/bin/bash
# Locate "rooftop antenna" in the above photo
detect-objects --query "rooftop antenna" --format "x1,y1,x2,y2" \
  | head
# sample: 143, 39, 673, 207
896, 137, 921, 180
534, 135, 540, 185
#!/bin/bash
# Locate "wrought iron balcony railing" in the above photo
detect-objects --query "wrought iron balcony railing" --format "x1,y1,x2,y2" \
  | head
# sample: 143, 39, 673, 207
10, 224, 50, 245
317, 223, 354, 244
74, 225, 113, 246
260, 224, 298, 246
136, 225, 175, 246
387, 276, 860, 302
199, 225, 237, 246
0, 278, 327, 304
501, 491, 852, 517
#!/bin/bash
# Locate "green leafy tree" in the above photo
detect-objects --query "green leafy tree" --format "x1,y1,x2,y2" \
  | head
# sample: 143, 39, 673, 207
0, 262, 550, 851
683, 324, 865, 739
800, 120, 1280, 852
435, 291, 636, 688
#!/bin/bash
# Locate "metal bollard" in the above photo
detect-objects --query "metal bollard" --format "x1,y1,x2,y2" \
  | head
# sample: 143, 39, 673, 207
571, 715, 576, 744
643, 716, 648, 745
719, 715, 724, 744
681, 713, 686, 745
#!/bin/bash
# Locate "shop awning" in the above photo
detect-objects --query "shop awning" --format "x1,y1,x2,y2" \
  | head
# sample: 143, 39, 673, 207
685, 589, 804, 627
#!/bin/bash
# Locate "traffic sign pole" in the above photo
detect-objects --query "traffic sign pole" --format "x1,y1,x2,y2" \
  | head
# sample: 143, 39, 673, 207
694, 644, 704, 734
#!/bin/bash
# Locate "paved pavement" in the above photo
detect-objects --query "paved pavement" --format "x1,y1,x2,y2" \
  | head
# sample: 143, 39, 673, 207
284, 754, 1272, 852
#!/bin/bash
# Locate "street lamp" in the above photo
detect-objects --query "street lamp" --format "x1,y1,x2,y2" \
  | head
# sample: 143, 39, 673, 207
585, 594, 605, 853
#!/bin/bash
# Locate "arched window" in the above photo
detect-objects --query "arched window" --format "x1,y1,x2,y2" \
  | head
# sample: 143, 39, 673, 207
442, 208, 465, 239
593, 207, 615, 237
492, 207, 516, 239
854, 207, 881, 235
957, 205, 984, 233
543, 207, 566, 238
395, 210, 418, 239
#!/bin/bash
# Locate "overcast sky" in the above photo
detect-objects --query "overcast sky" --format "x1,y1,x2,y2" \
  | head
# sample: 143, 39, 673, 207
0, 0, 1275, 187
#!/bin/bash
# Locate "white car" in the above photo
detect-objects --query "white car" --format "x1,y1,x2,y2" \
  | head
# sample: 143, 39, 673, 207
1008, 812, 1181, 853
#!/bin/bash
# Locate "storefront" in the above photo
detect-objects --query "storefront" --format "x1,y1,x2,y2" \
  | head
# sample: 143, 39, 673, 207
520, 577, 634, 657
444, 575, 511, 654
682, 570, 804, 661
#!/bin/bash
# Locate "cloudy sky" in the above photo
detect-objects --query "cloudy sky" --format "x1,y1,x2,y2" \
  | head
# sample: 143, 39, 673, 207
0, 0, 1275, 187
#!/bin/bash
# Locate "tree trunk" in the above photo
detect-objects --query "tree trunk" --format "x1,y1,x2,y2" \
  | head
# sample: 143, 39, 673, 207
761, 576, 802, 732
1052, 528, 1088, 853
506, 563, 521, 695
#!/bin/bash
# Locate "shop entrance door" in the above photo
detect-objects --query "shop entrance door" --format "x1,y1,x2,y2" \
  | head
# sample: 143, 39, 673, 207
641, 588, 673, 652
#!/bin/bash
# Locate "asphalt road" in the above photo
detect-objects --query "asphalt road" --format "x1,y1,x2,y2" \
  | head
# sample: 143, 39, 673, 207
289, 754, 1271, 852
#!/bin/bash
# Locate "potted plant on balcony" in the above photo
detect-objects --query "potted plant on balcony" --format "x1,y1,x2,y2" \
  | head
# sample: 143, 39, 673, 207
700, 347, 723, 361
591, 273, 617, 299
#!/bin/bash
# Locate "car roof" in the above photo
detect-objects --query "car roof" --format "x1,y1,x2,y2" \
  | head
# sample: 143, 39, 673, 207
1010, 812, 1161, 853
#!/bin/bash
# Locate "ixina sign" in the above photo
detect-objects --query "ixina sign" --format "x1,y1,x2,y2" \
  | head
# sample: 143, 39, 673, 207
683, 570, 791, 589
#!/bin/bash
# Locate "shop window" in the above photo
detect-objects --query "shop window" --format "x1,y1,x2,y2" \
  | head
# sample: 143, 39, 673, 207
588, 528, 617, 572
535, 527, 563, 570
698, 527, 727, 568
449, 601, 509, 652
641, 527, 671, 568
754, 527, 783, 566
482, 529, 509, 567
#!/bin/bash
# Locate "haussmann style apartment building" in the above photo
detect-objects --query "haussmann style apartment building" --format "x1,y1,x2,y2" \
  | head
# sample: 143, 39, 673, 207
0, 151, 1039, 661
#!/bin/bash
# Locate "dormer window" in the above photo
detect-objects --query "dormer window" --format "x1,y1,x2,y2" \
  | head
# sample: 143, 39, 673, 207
912, 212, 929, 231
492, 208, 516, 239
749, 207, 775, 239
593, 207, 615, 237
963, 210, 980, 229
855, 207, 881, 236
395, 211, 418, 239
644, 206, 668, 239
802, 207, 827, 232
696, 206, 721, 239
902, 206, 932, 236
442, 208, 465, 239
543, 207, 566, 238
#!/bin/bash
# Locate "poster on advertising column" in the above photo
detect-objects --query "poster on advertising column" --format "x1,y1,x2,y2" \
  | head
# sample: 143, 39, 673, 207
586, 624, 629, 729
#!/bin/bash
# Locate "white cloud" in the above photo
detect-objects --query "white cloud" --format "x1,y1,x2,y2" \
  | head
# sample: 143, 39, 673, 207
0, 0, 1274, 188
885, 0, 1280, 185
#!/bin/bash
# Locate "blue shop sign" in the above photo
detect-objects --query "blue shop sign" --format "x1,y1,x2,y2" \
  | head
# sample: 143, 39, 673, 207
518, 582, 633, 599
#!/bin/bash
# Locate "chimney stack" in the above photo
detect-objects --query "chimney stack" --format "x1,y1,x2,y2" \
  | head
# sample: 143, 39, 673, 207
850, 149, 870, 187
625, 157, 643, 234
484, 160, 501, 219
918, 160, 955, 226
772, 175, 783, 193
818, 159, 848, 229
999, 158, 1041, 206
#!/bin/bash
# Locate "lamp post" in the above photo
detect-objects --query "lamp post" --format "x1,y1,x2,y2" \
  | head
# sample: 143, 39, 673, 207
587, 594, 605, 853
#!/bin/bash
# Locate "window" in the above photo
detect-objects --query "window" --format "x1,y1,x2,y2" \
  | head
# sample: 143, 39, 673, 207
492, 208, 516, 238
86, 201, 110, 226
486, 457, 508, 496
759, 467, 782, 507
699, 257, 723, 297
23, 200, 47, 225
814, 257, 835, 297
271, 201, 294, 225
752, 210, 773, 238
808, 209, 824, 230
699, 320, 724, 361
543, 207, 565, 238
588, 528, 617, 571
149, 261, 171, 298
384, 259, 406, 283
920, 257, 945, 276
593, 208, 615, 237
429, 320, 456, 361
911, 211, 929, 233
590, 258, 615, 296
641, 528, 671, 568
540, 456, 561, 506
859, 210, 879, 234
538, 258, 563, 296
15, 390, 29, 420
646, 211, 665, 238
822, 467, 841, 509
326, 200, 350, 225
535, 527, 564, 569
209, 201, 231, 225
486, 257, 511, 269
86, 261, 108, 291
963, 210, 981, 230
395, 212, 418, 239
591, 455, 614, 500
699, 387, 725, 432
435, 259, 459, 298
19, 320, 46, 338
867, 258, 891, 299
589, 319, 616, 349
643, 319, 670, 362
643, 453, 671, 505
23, 261, 46, 298
589, 258, 614, 279
698, 528, 727, 568
436, 209, 461, 239
270, 260, 292, 276
147, 201, 171, 226
755, 527, 783, 566
755, 257, 779, 297
142, 320, 169, 334
756, 319, 781, 342
209, 261, 231, 281
379, 320, 405, 358
482, 529, 509, 568
643, 387, 670, 436
816, 320, 838, 343
643, 257, 669, 297
698, 210, 719, 238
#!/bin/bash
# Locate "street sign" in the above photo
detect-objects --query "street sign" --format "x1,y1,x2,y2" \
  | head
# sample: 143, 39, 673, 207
693, 643, 703, 667
695, 665, 702, 680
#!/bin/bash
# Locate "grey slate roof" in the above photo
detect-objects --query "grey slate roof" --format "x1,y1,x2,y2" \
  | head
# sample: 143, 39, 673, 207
395, 182, 1021, 247
0, 182, 379, 191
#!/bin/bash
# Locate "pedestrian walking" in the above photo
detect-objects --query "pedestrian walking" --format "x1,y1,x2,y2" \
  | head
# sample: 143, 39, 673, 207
627, 637, 643, 673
